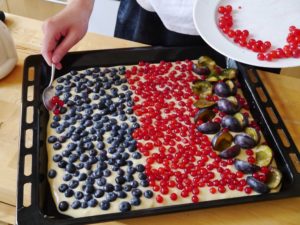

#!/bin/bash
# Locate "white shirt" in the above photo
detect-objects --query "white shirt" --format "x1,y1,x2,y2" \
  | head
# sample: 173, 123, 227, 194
136, 0, 198, 35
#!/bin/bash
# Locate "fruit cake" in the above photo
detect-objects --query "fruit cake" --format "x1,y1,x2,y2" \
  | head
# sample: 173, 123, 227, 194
46, 56, 282, 217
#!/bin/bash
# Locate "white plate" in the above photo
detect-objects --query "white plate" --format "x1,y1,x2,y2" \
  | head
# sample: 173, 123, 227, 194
193, 0, 300, 68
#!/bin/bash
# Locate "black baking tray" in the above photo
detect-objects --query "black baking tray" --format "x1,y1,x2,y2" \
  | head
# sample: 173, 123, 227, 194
17, 46, 300, 225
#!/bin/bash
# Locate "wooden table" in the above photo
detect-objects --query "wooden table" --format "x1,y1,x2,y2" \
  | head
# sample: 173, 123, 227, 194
0, 13, 300, 225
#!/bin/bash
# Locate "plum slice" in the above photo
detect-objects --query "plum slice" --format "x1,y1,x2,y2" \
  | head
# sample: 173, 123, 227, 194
217, 96, 240, 114
219, 144, 241, 159
234, 127, 260, 149
194, 108, 216, 123
197, 121, 221, 134
192, 63, 210, 75
193, 98, 216, 109
246, 176, 270, 194
214, 80, 237, 97
254, 145, 273, 167
266, 167, 282, 189
221, 112, 248, 132
212, 130, 233, 151
192, 80, 213, 97
234, 159, 260, 174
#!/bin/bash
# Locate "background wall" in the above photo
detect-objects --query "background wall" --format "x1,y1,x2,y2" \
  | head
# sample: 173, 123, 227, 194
88, 0, 120, 36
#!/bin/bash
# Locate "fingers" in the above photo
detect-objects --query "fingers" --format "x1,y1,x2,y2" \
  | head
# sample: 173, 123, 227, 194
51, 31, 81, 66
41, 19, 63, 67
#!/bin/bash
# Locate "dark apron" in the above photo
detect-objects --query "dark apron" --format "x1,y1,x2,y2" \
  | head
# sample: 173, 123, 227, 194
114, 0, 207, 46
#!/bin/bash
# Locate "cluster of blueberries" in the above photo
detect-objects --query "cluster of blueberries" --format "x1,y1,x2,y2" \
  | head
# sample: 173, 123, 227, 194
47, 66, 154, 212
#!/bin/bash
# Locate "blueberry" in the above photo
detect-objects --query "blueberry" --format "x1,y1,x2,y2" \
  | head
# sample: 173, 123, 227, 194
118, 191, 127, 199
83, 120, 93, 127
88, 199, 98, 207
127, 160, 133, 167
83, 141, 94, 150
132, 152, 142, 159
62, 150, 72, 157
92, 169, 103, 179
53, 142, 62, 150
71, 200, 81, 209
138, 172, 147, 180
132, 122, 140, 129
63, 173, 73, 181
119, 201, 131, 212
127, 166, 136, 175
57, 77, 65, 83
104, 183, 114, 192
94, 189, 104, 198
97, 161, 107, 170
131, 180, 139, 189
100, 200, 110, 210
106, 192, 118, 202
144, 190, 153, 199
130, 197, 141, 206
48, 136, 58, 143
140, 179, 149, 187
67, 100, 75, 107
84, 162, 92, 170
115, 176, 126, 185
128, 116, 137, 122
59, 184, 68, 193
123, 184, 132, 192
121, 85, 128, 91
117, 169, 125, 176
78, 173, 87, 181
108, 147, 117, 154
58, 135, 67, 143
53, 154, 62, 162
76, 162, 84, 169
67, 142, 77, 151
131, 188, 142, 198
119, 114, 127, 121
58, 201, 69, 211
69, 180, 79, 189
71, 133, 80, 142
58, 160, 67, 168
128, 145, 136, 153
65, 189, 74, 198
84, 185, 95, 194
83, 194, 93, 202
81, 201, 88, 209
136, 164, 145, 172
93, 113, 101, 121
68, 154, 79, 163
65, 163, 76, 173
122, 152, 130, 160
103, 169, 112, 177
96, 177, 107, 186
48, 169, 57, 178
74, 191, 84, 200
86, 177, 95, 185
80, 154, 89, 162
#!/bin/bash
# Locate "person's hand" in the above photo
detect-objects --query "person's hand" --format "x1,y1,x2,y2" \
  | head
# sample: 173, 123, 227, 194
41, 0, 94, 69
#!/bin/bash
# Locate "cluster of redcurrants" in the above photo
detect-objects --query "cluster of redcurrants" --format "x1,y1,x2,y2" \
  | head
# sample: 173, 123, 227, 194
217, 5, 300, 61
50, 96, 64, 115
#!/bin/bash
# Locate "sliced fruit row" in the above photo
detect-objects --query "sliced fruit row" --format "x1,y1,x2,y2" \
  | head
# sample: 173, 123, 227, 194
191, 56, 282, 194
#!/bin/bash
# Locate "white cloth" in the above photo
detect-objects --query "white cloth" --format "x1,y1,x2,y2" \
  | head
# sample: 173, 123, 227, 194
136, 0, 198, 35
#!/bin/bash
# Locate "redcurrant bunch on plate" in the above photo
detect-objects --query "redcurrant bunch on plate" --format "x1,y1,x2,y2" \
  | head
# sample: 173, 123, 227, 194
218, 5, 300, 61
